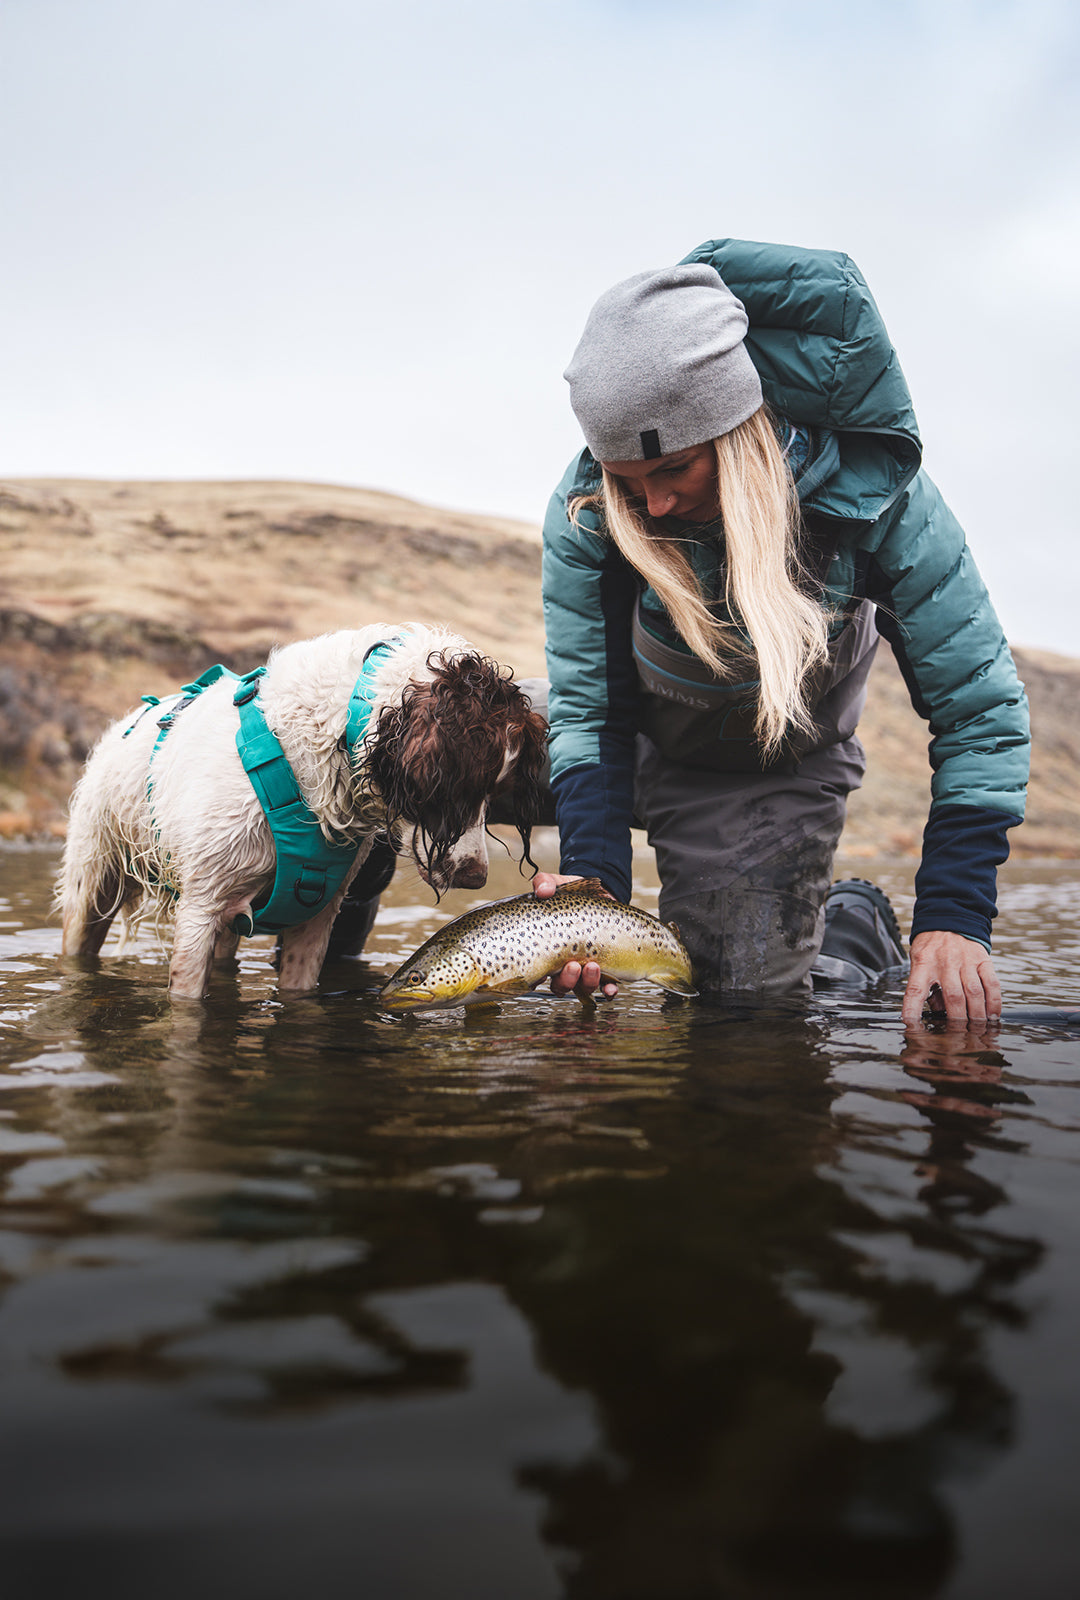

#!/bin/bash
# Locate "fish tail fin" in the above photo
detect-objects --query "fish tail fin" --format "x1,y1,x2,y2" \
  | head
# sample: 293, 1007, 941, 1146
659, 922, 696, 995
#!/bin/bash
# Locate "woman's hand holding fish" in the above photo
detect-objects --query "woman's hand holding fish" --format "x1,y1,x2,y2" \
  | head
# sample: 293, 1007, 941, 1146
531, 873, 620, 999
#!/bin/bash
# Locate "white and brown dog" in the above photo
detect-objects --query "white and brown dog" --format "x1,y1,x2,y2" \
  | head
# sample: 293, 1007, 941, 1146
57, 623, 547, 999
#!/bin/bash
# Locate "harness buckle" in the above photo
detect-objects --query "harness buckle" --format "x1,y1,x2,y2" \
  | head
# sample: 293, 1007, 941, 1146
157, 695, 193, 731
233, 667, 267, 708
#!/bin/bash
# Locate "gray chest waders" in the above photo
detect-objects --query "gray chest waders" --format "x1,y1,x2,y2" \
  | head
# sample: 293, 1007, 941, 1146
629, 598, 881, 997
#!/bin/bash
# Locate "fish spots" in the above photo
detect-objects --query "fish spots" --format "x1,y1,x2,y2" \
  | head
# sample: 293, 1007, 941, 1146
379, 885, 695, 1010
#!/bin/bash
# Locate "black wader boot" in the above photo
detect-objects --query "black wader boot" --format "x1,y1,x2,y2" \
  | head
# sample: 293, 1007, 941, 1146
811, 877, 908, 988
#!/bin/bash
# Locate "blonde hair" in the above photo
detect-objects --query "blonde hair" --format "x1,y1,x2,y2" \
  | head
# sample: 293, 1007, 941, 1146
570, 407, 831, 757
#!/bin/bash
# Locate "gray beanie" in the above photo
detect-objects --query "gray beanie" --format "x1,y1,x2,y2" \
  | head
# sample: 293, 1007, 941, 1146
564, 263, 763, 462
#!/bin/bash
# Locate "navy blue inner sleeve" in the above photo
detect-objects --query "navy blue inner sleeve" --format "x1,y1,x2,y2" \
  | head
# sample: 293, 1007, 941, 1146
912, 804, 1021, 949
551, 762, 635, 904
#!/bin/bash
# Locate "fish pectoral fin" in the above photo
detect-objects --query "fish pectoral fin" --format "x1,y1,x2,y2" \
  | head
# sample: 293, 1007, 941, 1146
476, 977, 540, 997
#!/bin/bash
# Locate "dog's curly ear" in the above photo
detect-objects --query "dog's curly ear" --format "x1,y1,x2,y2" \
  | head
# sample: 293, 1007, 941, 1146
356, 656, 501, 882
357, 652, 549, 884
508, 706, 548, 874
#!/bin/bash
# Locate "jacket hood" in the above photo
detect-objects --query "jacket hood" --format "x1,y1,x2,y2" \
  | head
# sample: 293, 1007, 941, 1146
680, 238, 923, 521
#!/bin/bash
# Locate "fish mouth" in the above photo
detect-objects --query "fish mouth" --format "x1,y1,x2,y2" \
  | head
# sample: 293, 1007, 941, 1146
377, 982, 474, 1013
378, 952, 484, 1013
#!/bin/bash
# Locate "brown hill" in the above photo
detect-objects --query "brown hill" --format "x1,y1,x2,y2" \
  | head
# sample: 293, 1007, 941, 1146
1, 477, 1076, 859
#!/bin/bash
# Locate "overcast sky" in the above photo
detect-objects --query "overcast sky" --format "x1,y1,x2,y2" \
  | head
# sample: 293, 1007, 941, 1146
3, 0, 1077, 653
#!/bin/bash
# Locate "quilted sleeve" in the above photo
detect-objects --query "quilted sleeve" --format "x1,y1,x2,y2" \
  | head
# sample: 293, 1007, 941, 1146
864, 468, 1029, 945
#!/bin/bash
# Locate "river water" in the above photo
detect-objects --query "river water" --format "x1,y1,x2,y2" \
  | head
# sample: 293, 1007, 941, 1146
1, 837, 1078, 1600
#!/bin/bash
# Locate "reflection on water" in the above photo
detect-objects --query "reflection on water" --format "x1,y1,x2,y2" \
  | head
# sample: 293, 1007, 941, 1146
1, 838, 1079, 1599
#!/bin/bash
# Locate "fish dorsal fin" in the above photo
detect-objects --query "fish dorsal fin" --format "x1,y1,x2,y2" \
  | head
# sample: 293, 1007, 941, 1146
554, 877, 606, 897
667, 920, 681, 937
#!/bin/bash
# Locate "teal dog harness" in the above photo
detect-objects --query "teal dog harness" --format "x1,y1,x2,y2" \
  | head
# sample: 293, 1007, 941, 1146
141, 641, 397, 937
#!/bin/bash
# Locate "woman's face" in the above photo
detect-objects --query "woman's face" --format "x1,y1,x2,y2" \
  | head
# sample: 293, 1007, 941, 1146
601, 443, 719, 523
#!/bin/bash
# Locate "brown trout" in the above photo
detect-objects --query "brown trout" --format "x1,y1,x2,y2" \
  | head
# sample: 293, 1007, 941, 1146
377, 879, 697, 1011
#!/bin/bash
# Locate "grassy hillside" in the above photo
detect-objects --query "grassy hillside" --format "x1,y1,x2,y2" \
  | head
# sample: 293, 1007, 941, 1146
1, 477, 1076, 859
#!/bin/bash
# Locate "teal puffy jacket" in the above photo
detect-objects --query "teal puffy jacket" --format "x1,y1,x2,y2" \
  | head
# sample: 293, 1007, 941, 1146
542, 238, 1030, 948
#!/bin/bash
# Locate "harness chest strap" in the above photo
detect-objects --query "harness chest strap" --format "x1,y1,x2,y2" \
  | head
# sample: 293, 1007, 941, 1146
231, 638, 399, 937
230, 668, 361, 936
140, 642, 399, 939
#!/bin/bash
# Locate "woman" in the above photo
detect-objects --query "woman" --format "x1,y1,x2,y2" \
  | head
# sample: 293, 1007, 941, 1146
535, 239, 1029, 1022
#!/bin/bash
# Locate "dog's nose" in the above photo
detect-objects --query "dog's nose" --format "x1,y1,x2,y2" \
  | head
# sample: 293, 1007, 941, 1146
446, 857, 488, 890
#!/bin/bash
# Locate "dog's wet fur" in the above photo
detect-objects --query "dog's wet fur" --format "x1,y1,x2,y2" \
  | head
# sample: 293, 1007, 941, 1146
56, 624, 547, 999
